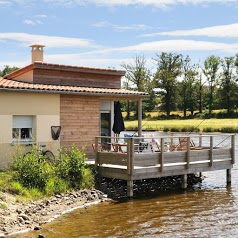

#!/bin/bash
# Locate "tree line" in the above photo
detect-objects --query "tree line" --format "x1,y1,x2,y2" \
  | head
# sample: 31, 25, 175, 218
121, 53, 238, 119
2, 54, 238, 120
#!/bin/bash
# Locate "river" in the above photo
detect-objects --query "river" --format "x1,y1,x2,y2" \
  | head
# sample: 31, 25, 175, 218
11, 133, 238, 238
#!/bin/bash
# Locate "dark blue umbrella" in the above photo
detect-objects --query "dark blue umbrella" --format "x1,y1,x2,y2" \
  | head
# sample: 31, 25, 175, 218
112, 101, 125, 134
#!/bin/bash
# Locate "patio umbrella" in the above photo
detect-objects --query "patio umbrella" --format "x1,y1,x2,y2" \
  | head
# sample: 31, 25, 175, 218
112, 101, 125, 142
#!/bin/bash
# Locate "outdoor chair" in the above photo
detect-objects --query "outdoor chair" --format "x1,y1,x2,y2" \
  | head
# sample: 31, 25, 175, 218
177, 137, 196, 151
92, 142, 111, 153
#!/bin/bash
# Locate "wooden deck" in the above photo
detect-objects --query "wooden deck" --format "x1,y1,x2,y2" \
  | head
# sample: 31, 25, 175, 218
94, 134, 235, 197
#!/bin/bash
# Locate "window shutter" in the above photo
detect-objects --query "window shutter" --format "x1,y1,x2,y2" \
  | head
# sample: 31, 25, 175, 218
13, 116, 33, 128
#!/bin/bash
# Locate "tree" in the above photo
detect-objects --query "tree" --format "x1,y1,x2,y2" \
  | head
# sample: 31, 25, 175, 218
218, 56, 237, 114
120, 80, 136, 120
179, 56, 199, 117
197, 72, 204, 114
153, 52, 183, 117
202, 55, 221, 116
0, 65, 19, 77
121, 55, 156, 118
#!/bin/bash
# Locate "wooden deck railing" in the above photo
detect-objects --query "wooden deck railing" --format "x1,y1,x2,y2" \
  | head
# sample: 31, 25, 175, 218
95, 134, 235, 197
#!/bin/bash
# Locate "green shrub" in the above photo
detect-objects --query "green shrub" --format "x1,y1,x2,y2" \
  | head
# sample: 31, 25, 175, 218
11, 145, 95, 197
202, 127, 215, 132
10, 181, 42, 200
170, 126, 181, 132
45, 177, 68, 196
163, 126, 170, 132
220, 127, 238, 133
0, 171, 12, 192
80, 167, 95, 189
12, 146, 54, 190
180, 126, 201, 132
56, 146, 91, 189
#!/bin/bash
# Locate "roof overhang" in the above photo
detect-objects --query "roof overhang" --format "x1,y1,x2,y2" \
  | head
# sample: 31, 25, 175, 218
0, 78, 149, 99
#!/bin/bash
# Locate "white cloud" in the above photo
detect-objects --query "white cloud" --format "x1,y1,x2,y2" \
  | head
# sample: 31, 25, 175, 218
144, 23, 238, 38
78, 39, 238, 55
0, 33, 100, 48
93, 21, 152, 32
43, 0, 238, 8
23, 15, 47, 26
42, 39, 238, 67
0, 0, 11, 6
23, 19, 36, 25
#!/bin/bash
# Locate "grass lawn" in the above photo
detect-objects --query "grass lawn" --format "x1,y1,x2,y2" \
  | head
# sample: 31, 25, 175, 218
125, 118, 238, 132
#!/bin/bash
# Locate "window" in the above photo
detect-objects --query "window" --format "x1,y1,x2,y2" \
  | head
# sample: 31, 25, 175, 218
12, 116, 33, 142
100, 112, 111, 137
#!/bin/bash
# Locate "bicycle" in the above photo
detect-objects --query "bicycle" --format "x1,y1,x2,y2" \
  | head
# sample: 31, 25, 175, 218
24, 143, 55, 163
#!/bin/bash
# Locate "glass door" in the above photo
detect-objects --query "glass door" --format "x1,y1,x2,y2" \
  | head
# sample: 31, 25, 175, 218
100, 112, 111, 150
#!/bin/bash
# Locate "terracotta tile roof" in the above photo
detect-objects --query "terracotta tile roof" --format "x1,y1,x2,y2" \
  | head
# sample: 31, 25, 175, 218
4, 62, 126, 79
0, 78, 148, 97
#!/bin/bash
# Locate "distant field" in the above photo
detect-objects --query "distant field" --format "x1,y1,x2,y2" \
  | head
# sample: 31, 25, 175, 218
124, 118, 238, 132
122, 110, 227, 119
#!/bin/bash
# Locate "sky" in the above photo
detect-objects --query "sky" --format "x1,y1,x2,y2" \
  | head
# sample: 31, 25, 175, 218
1, 0, 238, 71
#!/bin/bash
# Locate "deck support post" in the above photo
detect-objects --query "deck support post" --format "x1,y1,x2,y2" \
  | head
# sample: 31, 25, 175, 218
227, 169, 231, 185
94, 137, 102, 189
181, 174, 187, 189
127, 138, 134, 197
127, 180, 134, 197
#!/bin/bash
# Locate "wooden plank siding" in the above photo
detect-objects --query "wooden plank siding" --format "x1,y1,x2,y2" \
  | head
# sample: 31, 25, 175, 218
33, 68, 121, 89
60, 95, 100, 159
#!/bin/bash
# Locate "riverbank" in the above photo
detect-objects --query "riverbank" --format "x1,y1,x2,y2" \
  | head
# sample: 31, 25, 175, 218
125, 118, 238, 132
0, 174, 203, 237
0, 189, 108, 237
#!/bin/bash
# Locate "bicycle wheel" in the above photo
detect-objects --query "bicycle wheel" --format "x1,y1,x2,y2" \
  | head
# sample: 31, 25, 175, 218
43, 150, 55, 163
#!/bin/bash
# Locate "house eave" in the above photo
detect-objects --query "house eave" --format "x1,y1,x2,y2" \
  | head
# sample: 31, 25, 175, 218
0, 87, 149, 99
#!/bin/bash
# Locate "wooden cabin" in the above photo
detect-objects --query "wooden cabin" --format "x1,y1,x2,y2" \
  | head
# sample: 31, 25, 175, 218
0, 45, 148, 169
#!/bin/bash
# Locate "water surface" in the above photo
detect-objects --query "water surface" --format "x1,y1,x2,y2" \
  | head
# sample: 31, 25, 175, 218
11, 133, 238, 238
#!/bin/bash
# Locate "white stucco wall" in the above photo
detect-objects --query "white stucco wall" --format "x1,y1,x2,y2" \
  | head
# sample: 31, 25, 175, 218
0, 91, 60, 169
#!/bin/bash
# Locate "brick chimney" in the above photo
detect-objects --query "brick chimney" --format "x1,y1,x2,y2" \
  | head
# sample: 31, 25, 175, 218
30, 44, 45, 63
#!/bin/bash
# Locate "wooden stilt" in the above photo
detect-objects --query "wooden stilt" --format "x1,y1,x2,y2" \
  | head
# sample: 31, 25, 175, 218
227, 169, 231, 185
181, 174, 187, 189
127, 180, 133, 197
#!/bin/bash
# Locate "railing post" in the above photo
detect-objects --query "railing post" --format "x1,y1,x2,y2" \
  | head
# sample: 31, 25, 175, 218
138, 98, 142, 138
127, 138, 134, 197
210, 136, 213, 167
170, 132, 174, 145
95, 137, 99, 170
199, 133, 202, 147
127, 138, 134, 175
160, 138, 164, 172
186, 137, 190, 169
231, 134, 235, 164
